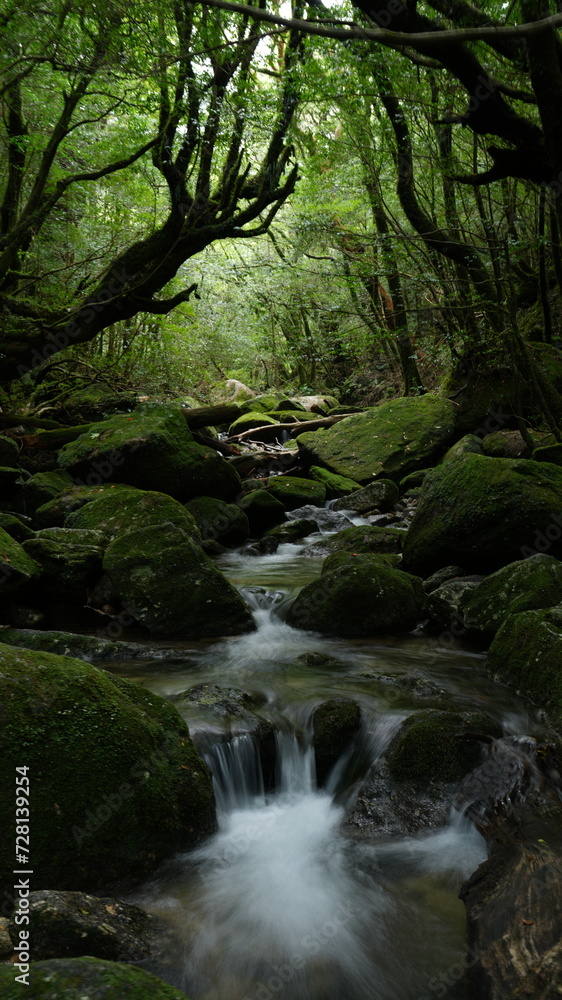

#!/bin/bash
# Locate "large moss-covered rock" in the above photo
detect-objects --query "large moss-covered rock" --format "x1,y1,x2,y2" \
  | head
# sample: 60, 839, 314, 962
0, 512, 34, 542
302, 524, 405, 558
265, 518, 319, 543
22, 528, 105, 603
0, 527, 40, 595
461, 554, 562, 639
0, 628, 169, 662
296, 395, 456, 483
228, 410, 278, 435
441, 434, 483, 464
286, 556, 422, 636
35, 484, 126, 528
0, 958, 189, 999
403, 454, 562, 576
386, 710, 502, 783
239, 392, 296, 414
185, 496, 250, 547
65, 486, 200, 542
16, 470, 74, 516
487, 607, 562, 723
312, 698, 362, 786
103, 523, 254, 636
308, 466, 361, 498
237, 489, 286, 534
331, 479, 399, 514
58, 404, 240, 501
9, 890, 152, 962
0, 645, 215, 894
263, 475, 326, 511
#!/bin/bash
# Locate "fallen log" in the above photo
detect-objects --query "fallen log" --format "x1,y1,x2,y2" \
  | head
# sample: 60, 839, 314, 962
181, 403, 241, 430
227, 412, 348, 443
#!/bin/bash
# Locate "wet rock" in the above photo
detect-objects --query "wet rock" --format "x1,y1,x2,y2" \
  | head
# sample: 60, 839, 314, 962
423, 577, 482, 633
185, 495, 250, 547
8, 890, 153, 962
312, 698, 362, 786
172, 683, 266, 727
0, 957, 188, 998
237, 489, 286, 535
265, 518, 319, 543
403, 454, 562, 576
345, 758, 454, 837
302, 524, 405, 558
461, 553, 562, 640
58, 402, 241, 501
422, 565, 467, 594
287, 505, 352, 532
385, 710, 502, 783
103, 523, 255, 637
358, 671, 448, 703
286, 556, 422, 637
0, 644, 215, 894
487, 606, 562, 725
0, 627, 175, 662
331, 479, 399, 515
296, 395, 456, 483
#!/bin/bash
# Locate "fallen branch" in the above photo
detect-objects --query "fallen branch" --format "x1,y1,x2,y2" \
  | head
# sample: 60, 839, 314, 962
227, 412, 348, 443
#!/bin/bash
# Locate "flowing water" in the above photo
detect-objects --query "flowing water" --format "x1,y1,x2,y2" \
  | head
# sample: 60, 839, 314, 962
105, 528, 545, 999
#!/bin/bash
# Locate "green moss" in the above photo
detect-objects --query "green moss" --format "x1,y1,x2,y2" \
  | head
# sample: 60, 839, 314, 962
22, 530, 105, 603
228, 411, 277, 435
239, 392, 294, 414
286, 558, 421, 636
305, 524, 405, 557
263, 475, 326, 511
403, 454, 562, 576
313, 698, 362, 785
308, 466, 361, 498
386, 710, 502, 782
487, 607, 562, 724
440, 434, 483, 464
296, 395, 456, 483
237, 489, 285, 534
0, 644, 215, 894
0, 527, 40, 595
65, 486, 200, 541
35, 485, 126, 529
0, 957, 190, 998
0, 627, 151, 661
103, 523, 254, 636
185, 496, 249, 547
322, 551, 402, 573
0, 512, 35, 542
58, 403, 240, 501
461, 554, 562, 638
265, 518, 319, 542
20, 470, 75, 515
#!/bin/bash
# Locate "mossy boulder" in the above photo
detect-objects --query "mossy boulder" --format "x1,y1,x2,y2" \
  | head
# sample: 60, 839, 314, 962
239, 392, 295, 414
0, 958, 189, 999
263, 475, 326, 511
35, 484, 126, 529
487, 607, 562, 723
441, 434, 483, 464
265, 518, 319, 543
386, 710, 502, 783
65, 486, 200, 542
228, 411, 278, 435
332, 479, 399, 514
22, 528, 105, 603
58, 403, 240, 501
308, 466, 361, 499
312, 698, 362, 786
103, 523, 254, 636
237, 489, 286, 535
10, 890, 151, 962
481, 430, 530, 458
0, 527, 40, 595
424, 578, 481, 633
296, 395, 456, 484
0, 628, 167, 662
402, 454, 562, 576
0, 644, 215, 894
0, 512, 34, 542
322, 551, 402, 573
17, 470, 74, 516
532, 443, 562, 466
185, 496, 250, 547
303, 524, 405, 558
286, 556, 422, 636
461, 554, 562, 640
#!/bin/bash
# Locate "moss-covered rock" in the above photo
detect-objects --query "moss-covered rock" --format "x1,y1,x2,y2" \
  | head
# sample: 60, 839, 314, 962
239, 392, 295, 414
331, 479, 399, 514
237, 489, 286, 535
302, 524, 405, 558
0, 434, 18, 466
0, 512, 34, 542
487, 607, 562, 723
35, 484, 126, 528
17, 470, 74, 516
228, 411, 278, 435
0, 627, 169, 662
461, 554, 562, 640
481, 429, 530, 458
0, 644, 215, 894
103, 523, 254, 636
322, 550, 402, 573
0, 527, 40, 595
308, 466, 361, 498
9, 890, 152, 962
386, 710, 502, 783
441, 434, 483, 464
286, 557, 422, 636
185, 496, 250, 547
402, 454, 562, 576
532, 443, 562, 466
312, 698, 362, 786
0, 958, 189, 999
65, 486, 200, 542
296, 395, 456, 483
265, 518, 319, 542
263, 475, 326, 511
423, 578, 481, 633
22, 528, 105, 603
58, 403, 240, 501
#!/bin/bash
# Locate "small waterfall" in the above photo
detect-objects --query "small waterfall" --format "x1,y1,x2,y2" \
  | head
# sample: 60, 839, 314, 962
204, 734, 265, 816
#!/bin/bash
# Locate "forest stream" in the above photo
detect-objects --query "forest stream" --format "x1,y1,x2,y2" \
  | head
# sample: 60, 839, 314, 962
98, 522, 545, 1000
